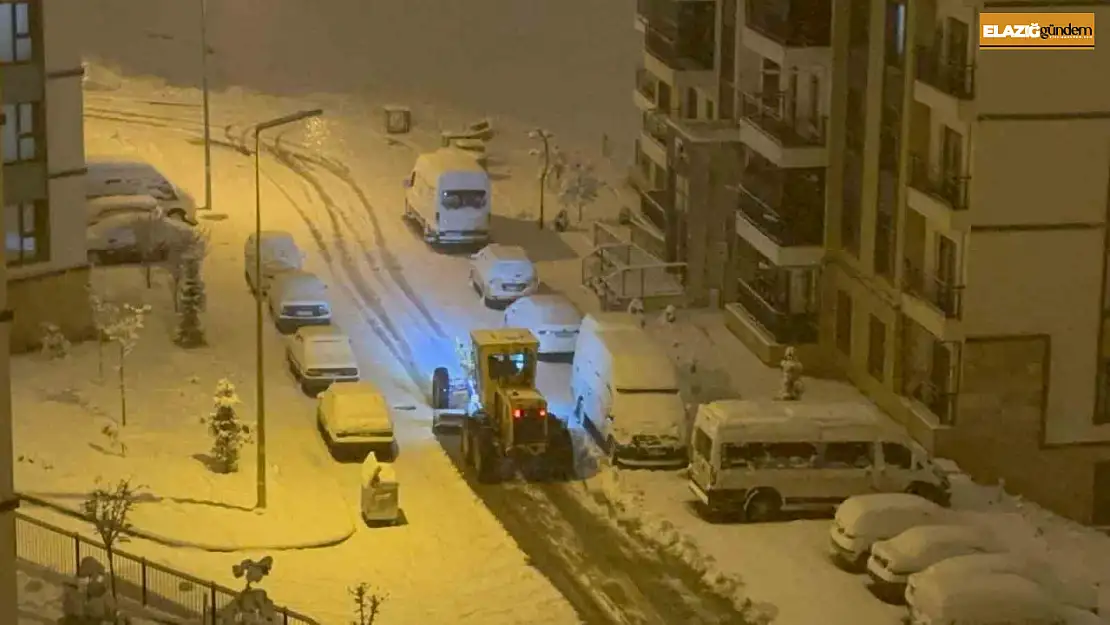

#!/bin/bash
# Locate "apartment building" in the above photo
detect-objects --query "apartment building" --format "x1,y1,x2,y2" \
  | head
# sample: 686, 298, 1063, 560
631, 0, 1110, 524
3, 0, 90, 351
0, 71, 15, 623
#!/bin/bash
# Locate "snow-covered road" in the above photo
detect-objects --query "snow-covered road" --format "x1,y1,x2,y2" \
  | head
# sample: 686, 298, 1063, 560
79, 93, 747, 624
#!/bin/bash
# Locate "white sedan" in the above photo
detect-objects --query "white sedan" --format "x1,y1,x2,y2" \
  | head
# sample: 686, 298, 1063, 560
503, 294, 582, 357
317, 381, 395, 461
469, 244, 538, 308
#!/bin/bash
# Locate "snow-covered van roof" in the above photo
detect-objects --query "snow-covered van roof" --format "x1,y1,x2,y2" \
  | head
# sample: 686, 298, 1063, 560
415, 148, 485, 176
581, 312, 641, 334
695, 399, 900, 442
509, 295, 581, 325
600, 330, 678, 391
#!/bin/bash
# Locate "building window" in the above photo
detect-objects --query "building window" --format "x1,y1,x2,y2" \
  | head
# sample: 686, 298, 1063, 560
836, 290, 853, 355
5, 200, 47, 265
868, 315, 887, 380
2, 102, 40, 163
0, 1, 32, 63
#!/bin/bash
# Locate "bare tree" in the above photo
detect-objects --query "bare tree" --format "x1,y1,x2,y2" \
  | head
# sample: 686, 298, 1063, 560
81, 477, 141, 603
87, 284, 120, 379
104, 304, 151, 427
558, 158, 605, 223
349, 582, 387, 625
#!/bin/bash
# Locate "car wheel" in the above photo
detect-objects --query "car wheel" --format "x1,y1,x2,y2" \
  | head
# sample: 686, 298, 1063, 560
87, 250, 105, 266
606, 436, 622, 467
744, 490, 782, 523
168, 209, 188, 222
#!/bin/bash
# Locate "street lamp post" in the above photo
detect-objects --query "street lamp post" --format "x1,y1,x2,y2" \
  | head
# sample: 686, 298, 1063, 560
252, 109, 324, 509
200, 0, 212, 211
528, 129, 554, 229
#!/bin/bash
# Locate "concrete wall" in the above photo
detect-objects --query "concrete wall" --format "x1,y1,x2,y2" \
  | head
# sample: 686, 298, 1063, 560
8, 265, 93, 352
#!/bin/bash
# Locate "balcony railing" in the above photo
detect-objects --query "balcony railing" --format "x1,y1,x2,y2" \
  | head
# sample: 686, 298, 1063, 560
907, 152, 970, 211
635, 68, 658, 104
903, 379, 958, 425
644, 26, 714, 71
903, 263, 963, 318
740, 91, 827, 147
915, 45, 975, 100
734, 278, 819, 344
745, 0, 831, 47
639, 188, 670, 232
642, 110, 671, 147
735, 183, 824, 247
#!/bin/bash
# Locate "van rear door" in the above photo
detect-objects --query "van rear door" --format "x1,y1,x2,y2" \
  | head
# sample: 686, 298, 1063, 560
437, 173, 489, 238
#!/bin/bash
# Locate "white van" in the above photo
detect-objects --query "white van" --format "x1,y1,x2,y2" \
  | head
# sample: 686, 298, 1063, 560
687, 399, 951, 522
402, 148, 491, 247
267, 270, 331, 334
244, 231, 303, 295
571, 315, 687, 467
86, 158, 197, 224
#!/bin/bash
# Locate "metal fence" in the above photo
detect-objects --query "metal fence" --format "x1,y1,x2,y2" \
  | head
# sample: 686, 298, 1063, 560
15, 512, 319, 624
583, 221, 686, 311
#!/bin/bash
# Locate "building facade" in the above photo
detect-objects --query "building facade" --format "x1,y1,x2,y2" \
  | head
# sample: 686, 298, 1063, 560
631, 0, 1110, 524
3, 0, 90, 351
0, 70, 16, 624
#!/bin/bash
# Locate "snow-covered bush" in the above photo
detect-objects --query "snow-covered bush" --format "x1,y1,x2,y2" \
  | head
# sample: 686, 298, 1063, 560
218, 557, 281, 624
40, 322, 70, 359
349, 582, 387, 625
82, 478, 141, 604
104, 303, 151, 427
661, 304, 677, 324
200, 379, 251, 473
62, 556, 133, 625
557, 158, 604, 222
174, 253, 207, 348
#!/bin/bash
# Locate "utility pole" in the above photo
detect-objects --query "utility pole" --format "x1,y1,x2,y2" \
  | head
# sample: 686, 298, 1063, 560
528, 128, 554, 229
200, 0, 212, 211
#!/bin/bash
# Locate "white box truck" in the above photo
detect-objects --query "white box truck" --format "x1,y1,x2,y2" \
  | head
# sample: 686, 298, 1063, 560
402, 148, 491, 247
570, 313, 688, 468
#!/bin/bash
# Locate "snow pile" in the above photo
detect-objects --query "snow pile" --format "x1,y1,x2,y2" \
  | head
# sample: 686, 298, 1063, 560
581, 467, 776, 623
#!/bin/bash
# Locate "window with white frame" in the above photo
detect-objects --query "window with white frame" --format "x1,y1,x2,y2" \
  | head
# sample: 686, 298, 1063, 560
2, 102, 39, 163
5, 200, 46, 265
0, 2, 32, 63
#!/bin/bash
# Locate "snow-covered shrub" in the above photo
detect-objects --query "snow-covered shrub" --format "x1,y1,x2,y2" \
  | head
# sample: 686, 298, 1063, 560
174, 254, 207, 348
557, 158, 604, 222
63, 559, 133, 625
552, 208, 570, 232
164, 227, 209, 312
219, 557, 280, 624
626, 298, 646, 327
661, 304, 677, 324
82, 478, 141, 604
200, 379, 251, 473
104, 303, 151, 427
349, 582, 387, 625
40, 322, 70, 359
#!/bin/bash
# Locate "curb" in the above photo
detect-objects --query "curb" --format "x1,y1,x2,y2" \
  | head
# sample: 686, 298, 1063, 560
19, 492, 356, 553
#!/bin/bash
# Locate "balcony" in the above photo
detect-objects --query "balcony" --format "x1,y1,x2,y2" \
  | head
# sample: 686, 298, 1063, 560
900, 320, 962, 429
735, 184, 823, 247
639, 187, 670, 233
913, 44, 975, 121
634, 68, 658, 111
734, 278, 819, 345
903, 265, 962, 319
738, 92, 828, 168
640, 110, 671, 166
906, 152, 971, 230
744, 0, 831, 48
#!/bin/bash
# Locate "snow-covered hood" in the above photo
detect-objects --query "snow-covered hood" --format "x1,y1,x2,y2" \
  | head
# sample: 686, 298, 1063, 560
610, 392, 686, 444
834, 494, 944, 537
333, 410, 392, 437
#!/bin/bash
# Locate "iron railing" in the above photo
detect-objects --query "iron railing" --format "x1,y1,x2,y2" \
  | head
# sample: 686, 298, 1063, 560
733, 280, 819, 344
907, 152, 970, 211
639, 187, 669, 233
739, 91, 827, 147
642, 109, 671, 147
915, 44, 975, 100
903, 264, 963, 318
583, 221, 686, 311
635, 68, 658, 104
902, 379, 958, 425
644, 26, 714, 71
15, 512, 318, 624
745, 0, 831, 47
735, 183, 824, 247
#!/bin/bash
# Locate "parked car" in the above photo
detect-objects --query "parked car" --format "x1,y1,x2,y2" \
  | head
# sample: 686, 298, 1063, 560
908, 553, 1099, 614
906, 571, 1091, 625
86, 158, 198, 224
866, 524, 1005, 600
316, 381, 395, 461
86, 202, 192, 266
469, 244, 537, 308
360, 452, 399, 526
87, 194, 162, 224
285, 326, 359, 396
829, 493, 953, 570
267, 270, 331, 334
244, 231, 302, 295
503, 294, 582, 357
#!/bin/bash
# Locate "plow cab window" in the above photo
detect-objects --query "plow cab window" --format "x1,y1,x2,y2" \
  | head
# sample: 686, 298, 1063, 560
487, 351, 534, 386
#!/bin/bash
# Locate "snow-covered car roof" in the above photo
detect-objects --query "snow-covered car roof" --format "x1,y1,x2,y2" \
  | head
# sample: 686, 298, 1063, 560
87, 212, 191, 251
506, 295, 581, 325
322, 382, 392, 436
873, 524, 1000, 566
908, 571, 1062, 623
912, 553, 1098, 612
480, 244, 530, 262
834, 493, 945, 528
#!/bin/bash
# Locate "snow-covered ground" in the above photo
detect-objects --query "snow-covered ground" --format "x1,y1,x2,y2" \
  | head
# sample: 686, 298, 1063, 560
16, 562, 179, 625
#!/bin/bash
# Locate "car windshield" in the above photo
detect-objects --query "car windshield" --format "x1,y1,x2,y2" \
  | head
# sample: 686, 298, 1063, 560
441, 190, 486, 209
